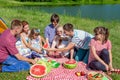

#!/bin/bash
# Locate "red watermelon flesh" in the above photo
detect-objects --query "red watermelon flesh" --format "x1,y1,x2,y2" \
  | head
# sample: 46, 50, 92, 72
43, 43, 49, 48
65, 60, 76, 64
30, 64, 47, 77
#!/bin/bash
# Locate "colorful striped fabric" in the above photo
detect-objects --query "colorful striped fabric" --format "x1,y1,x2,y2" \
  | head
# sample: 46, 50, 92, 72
71, 29, 94, 50
0, 18, 8, 34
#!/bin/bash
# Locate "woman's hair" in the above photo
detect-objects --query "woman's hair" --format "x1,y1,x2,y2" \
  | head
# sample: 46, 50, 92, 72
94, 26, 109, 43
63, 23, 73, 32
22, 20, 29, 28
29, 28, 40, 40
51, 13, 59, 23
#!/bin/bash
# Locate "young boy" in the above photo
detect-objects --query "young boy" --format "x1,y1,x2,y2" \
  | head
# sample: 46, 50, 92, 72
44, 13, 60, 47
0, 19, 36, 72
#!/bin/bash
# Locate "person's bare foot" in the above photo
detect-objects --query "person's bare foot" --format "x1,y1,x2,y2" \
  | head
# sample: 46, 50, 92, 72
106, 71, 112, 75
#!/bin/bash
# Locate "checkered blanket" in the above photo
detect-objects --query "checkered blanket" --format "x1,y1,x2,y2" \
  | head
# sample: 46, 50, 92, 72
26, 58, 112, 80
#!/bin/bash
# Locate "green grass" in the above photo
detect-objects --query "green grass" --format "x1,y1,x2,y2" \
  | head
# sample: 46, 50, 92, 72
0, 6, 120, 80
0, 1, 120, 80
1, 0, 120, 7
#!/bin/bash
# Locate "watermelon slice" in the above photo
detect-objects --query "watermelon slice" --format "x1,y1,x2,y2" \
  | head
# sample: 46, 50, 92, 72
63, 60, 77, 69
30, 64, 47, 78
43, 43, 49, 48
65, 60, 76, 64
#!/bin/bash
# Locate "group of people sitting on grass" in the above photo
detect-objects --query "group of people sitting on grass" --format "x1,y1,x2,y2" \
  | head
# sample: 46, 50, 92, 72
0, 13, 117, 75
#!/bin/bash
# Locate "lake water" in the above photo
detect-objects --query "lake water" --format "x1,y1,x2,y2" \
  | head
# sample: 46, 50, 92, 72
16, 4, 120, 21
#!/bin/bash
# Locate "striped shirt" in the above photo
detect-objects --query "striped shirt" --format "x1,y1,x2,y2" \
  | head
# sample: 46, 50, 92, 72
71, 29, 94, 49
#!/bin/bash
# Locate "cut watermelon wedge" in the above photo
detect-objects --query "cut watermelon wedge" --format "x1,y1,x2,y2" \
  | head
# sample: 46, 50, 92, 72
30, 64, 47, 78
65, 60, 76, 64
43, 43, 49, 48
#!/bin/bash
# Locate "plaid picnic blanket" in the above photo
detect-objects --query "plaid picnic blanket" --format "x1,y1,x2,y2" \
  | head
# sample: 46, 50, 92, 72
26, 58, 112, 80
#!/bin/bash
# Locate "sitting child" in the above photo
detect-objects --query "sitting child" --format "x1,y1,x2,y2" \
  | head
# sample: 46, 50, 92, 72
16, 28, 46, 59
48, 26, 74, 59
88, 26, 114, 72
28, 28, 46, 58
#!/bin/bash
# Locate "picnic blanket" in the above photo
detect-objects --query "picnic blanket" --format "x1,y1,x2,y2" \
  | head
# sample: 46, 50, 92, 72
26, 58, 112, 80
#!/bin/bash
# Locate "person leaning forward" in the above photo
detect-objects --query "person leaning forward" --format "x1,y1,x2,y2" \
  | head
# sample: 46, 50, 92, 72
0, 19, 36, 72
44, 23, 94, 64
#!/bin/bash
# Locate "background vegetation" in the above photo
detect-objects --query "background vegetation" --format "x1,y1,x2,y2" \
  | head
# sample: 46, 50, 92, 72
0, 0, 120, 80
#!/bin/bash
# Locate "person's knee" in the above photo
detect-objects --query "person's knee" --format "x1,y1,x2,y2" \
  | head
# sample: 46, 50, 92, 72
101, 49, 109, 55
101, 49, 109, 54
18, 61, 30, 71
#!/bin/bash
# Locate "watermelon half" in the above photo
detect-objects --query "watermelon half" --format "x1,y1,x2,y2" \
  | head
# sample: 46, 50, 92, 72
63, 60, 77, 69
30, 64, 47, 78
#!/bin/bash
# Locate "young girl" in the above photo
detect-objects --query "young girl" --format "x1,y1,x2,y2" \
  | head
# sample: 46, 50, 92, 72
88, 26, 114, 72
28, 28, 46, 58
48, 26, 74, 60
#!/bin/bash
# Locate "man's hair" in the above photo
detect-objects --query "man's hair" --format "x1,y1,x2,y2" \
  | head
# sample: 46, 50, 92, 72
51, 13, 59, 23
11, 19, 22, 29
63, 23, 74, 31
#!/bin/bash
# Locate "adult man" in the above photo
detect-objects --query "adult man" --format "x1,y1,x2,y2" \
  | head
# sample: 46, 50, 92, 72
0, 19, 36, 72
46, 23, 93, 64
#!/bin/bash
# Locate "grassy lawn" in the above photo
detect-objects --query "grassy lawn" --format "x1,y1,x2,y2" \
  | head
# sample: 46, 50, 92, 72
0, 0, 120, 80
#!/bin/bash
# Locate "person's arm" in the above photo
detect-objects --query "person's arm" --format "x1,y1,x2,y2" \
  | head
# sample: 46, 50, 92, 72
21, 34, 41, 53
40, 36, 46, 45
51, 36, 57, 48
108, 49, 113, 71
44, 27, 50, 47
15, 53, 36, 64
90, 46, 109, 70
70, 48, 74, 60
45, 42, 75, 52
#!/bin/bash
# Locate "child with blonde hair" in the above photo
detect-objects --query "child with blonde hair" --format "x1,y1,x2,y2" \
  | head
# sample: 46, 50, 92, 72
48, 25, 74, 60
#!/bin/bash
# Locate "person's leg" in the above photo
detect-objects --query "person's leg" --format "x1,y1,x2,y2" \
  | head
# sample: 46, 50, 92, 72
100, 49, 110, 64
75, 48, 86, 61
31, 51, 45, 59
2, 55, 30, 72
89, 60, 106, 71
83, 50, 89, 64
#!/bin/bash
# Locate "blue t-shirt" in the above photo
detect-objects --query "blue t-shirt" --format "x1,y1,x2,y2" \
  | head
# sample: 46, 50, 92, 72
44, 24, 56, 45
71, 29, 94, 49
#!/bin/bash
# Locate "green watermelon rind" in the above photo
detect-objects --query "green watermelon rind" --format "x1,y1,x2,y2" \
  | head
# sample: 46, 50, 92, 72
37, 60, 52, 73
63, 62, 77, 69
30, 64, 47, 78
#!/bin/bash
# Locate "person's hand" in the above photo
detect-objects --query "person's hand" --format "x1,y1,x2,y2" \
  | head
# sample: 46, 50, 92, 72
109, 63, 114, 71
30, 59, 37, 64
34, 58, 40, 62
105, 64, 109, 71
38, 50, 42, 54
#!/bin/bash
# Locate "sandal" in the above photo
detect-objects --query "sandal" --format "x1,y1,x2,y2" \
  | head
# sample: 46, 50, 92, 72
111, 69, 120, 74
